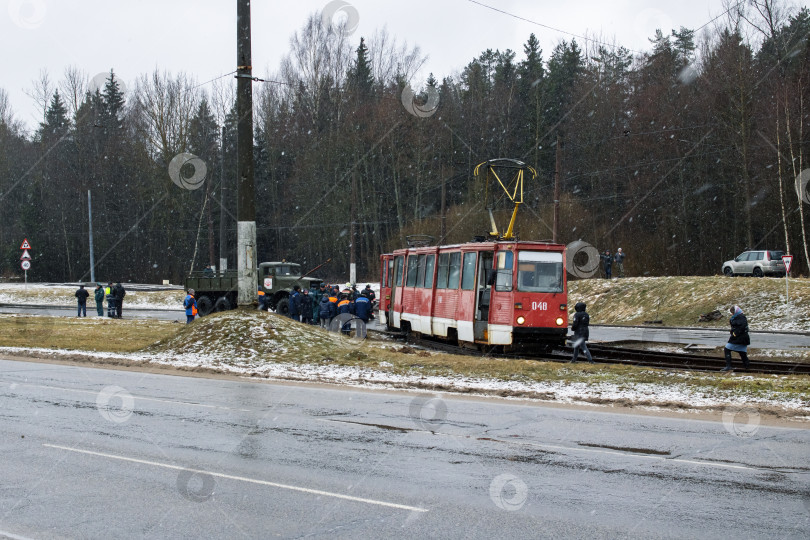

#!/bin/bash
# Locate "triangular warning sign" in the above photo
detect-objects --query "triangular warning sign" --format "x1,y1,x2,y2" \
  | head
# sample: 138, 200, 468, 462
782, 255, 793, 274
20, 250, 31, 260
20, 238, 31, 250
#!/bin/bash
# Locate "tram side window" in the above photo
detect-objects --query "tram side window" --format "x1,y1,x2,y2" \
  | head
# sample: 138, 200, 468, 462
495, 251, 514, 291
461, 252, 477, 290
394, 256, 404, 286
517, 251, 563, 293
448, 252, 462, 289
406, 255, 419, 287
436, 253, 450, 288
416, 255, 427, 287
424, 254, 435, 288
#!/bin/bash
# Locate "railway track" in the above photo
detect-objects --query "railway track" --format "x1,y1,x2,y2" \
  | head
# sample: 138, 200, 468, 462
372, 330, 810, 375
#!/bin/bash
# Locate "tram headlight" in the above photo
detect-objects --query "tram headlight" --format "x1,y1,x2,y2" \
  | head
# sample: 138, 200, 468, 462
516, 316, 525, 325
555, 317, 564, 326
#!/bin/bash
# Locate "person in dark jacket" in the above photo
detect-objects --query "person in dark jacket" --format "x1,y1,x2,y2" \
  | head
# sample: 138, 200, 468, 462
354, 292, 372, 323
300, 288, 314, 324
336, 289, 355, 334
614, 248, 626, 278
722, 305, 750, 371
94, 283, 105, 316
288, 285, 302, 321
319, 293, 336, 329
601, 250, 612, 279
311, 284, 325, 325
75, 284, 90, 317
570, 302, 594, 363
113, 282, 126, 318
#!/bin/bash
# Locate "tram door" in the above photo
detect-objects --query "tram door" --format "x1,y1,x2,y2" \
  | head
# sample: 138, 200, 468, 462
473, 251, 494, 341
388, 255, 404, 328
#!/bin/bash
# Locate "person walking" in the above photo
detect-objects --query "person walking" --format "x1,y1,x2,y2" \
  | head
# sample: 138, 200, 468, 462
94, 283, 105, 316
105, 282, 116, 318
601, 250, 613, 279
570, 302, 594, 364
113, 282, 126, 318
184, 289, 197, 324
614, 248, 626, 278
75, 284, 89, 317
721, 305, 750, 371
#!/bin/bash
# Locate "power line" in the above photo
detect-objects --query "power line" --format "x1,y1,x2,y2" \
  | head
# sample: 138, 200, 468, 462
464, 0, 645, 55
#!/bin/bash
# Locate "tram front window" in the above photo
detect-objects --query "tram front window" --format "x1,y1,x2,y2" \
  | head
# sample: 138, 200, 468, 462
517, 251, 563, 293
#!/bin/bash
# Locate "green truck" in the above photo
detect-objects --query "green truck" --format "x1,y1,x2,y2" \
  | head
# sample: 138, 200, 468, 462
185, 261, 323, 316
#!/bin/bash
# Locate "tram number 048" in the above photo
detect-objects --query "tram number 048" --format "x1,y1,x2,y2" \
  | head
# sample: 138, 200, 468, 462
531, 302, 548, 311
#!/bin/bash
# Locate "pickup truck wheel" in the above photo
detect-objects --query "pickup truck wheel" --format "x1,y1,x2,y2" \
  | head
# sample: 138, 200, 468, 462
213, 296, 231, 312
197, 295, 213, 316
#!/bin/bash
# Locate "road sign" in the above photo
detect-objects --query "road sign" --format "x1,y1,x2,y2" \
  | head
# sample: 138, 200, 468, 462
782, 255, 793, 274
20, 249, 31, 260
20, 260, 31, 270
20, 238, 31, 250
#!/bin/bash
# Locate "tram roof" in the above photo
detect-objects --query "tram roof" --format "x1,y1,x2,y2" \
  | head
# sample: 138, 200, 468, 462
386, 240, 565, 255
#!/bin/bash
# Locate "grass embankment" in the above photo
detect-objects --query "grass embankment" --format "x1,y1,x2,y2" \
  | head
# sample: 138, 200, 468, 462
569, 276, 810, 331
0, 315, 178, 352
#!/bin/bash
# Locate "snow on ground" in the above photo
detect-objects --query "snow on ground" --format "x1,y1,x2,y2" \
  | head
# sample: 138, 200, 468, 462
0, 283, 184, 310
3, 343, 807, 418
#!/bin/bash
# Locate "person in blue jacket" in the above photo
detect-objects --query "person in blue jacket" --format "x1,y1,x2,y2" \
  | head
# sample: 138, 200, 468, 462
288, 285, 302, 321
184, 289, 197, 324
354, 292, 372, 323
319, 292, 336, 329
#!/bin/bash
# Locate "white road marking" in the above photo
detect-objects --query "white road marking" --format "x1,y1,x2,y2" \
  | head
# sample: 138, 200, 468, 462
0, 529, 38, 540
43, 444, 428, 513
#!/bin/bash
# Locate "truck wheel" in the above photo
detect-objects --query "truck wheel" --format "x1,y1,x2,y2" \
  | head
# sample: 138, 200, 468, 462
276, 300, 289, 316
197, 295, 213, 316
213, 296, 231, 312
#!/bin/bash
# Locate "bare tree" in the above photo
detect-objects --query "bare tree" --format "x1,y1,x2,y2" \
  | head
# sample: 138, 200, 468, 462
368, 26, 427, 84
59, 66, 88, 119
24, 69, 53, 123
133, 70, 200, 162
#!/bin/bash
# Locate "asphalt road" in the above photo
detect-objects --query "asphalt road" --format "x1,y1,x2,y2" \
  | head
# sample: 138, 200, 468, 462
0, 359, 808, 539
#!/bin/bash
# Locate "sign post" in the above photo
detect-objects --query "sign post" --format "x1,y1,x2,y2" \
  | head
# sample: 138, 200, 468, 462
782, 255, 793, 309
20, 239, 32, 290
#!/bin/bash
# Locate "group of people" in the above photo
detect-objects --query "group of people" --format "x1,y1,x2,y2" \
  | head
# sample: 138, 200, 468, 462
568, 301, 751, 372
286, 282, 376, 329
600, 247, 626, 279
75, 282, 126, 318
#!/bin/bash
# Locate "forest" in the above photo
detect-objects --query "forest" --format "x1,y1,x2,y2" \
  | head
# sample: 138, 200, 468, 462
0, 0, 808, 284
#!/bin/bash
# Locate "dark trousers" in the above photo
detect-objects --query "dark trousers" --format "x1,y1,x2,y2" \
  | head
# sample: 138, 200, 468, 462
77, 302, 86, 317
571, 337, 593, 363
96, 301, 104, 316
116, 300, 123, 318
107, 298, 116, 317
724, 348, 749, 368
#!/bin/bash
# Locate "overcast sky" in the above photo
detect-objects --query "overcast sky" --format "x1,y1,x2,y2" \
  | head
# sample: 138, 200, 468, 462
3, 0, 734, 130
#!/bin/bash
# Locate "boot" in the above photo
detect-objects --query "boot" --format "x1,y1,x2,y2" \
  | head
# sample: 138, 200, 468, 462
721, 349, 733, 372
741, 352, 749, 369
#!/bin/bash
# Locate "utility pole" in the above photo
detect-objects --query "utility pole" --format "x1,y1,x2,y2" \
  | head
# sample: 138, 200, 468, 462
88, 190, 96, 283
440, 164, 447, 244
553, 134, 561, 243
350, 169, 357, 284
219, 125, 227, 273
236, 0, 256, 306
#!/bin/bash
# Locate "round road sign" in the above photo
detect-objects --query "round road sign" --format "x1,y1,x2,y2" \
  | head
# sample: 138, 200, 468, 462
21, 260, 31, 270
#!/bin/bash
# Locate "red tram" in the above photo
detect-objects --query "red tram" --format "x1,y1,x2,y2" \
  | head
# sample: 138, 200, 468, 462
380, 240, 568, 348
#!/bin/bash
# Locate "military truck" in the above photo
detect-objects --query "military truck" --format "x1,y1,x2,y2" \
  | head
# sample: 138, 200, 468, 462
185, 261, 322, 316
